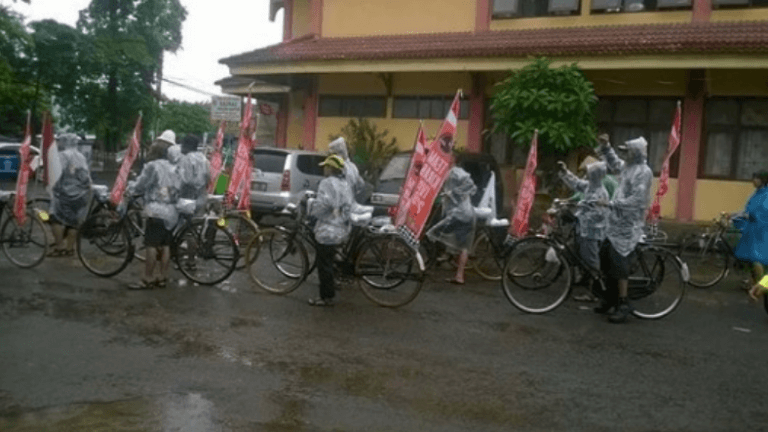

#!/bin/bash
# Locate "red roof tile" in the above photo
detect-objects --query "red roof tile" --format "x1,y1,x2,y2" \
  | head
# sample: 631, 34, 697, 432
220, 21, 768, 66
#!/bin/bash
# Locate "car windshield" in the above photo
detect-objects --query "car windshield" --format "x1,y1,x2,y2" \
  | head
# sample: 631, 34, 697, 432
378, 153, 411, 182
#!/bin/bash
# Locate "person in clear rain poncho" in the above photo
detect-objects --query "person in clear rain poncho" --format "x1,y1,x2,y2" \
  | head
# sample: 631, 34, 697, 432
126, 142, 181, 290
177, 135, 210, 212
427, 166, 477, 284
596, 134, 653, 323
558, 159, 610, 301
328, 137, 365, 201
307, 154, 356, 306
48, 133, 92, 257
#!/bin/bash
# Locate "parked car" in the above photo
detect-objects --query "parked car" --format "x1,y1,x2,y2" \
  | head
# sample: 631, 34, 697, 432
0, 142, 42, 181
249, 148, 326, 218
368, 151, 504, 217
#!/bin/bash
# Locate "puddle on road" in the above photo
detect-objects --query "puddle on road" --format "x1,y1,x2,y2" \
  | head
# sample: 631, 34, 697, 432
0, 393, 220, 432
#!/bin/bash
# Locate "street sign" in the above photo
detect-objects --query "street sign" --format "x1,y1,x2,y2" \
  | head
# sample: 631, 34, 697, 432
211, 96, 242, 122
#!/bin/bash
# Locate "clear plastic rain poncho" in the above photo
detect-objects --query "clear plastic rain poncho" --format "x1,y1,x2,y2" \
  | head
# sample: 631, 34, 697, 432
128, 159, 181, 230
50, 133, 92, 227
167, 144, 182, 165
311, 173, 355, 245
177, 151, 210, 210
426, 167, 477, 252
328, 137, 365, 198
599, 137, 653, 257
560, 161, 610, 241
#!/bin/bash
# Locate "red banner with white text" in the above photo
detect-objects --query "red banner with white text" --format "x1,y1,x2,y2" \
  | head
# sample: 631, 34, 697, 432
510, 130, 538, 237
394, 123, 429, 227
13, 112, 32, 226
110, 114, 142, 206
207, 121, 226, 194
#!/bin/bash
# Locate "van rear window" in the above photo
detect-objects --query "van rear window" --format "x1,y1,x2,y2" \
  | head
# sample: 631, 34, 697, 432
296, 155, 325, 176
254, 152, 286, 173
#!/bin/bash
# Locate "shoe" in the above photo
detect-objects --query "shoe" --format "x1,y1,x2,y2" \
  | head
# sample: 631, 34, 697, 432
608, 299, 632, 323
445, 277, 465, 285
308, 297, 334, 307
573, 292, 597, 302
128, 279, 156, 290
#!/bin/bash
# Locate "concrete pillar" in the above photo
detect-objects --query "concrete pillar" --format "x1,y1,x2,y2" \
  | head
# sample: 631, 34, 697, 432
302, 81, 318, 151
467, 74, 486, 153
310, 0, 323, 36
692, 0, 711, 23
475, 0, 491, 32
676, 69, 705, 221
276, 94, 289, 148
283, 0, 293, 41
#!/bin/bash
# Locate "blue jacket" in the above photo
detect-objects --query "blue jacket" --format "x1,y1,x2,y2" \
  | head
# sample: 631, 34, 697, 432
734, 186, 768, 265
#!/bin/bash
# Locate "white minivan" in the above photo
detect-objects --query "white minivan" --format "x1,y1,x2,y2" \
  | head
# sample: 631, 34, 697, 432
250, 148, 326, 218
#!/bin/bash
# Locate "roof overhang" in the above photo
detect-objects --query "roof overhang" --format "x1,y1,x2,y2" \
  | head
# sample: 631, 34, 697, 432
214, 76, 291, 96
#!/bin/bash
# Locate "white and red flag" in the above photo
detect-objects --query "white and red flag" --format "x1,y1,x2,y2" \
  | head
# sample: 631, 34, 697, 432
207, 121, 226, 194
510, 130, 539, 237
394, 122, 429, 227
226, 94, 255, 208
110, 113, 142, 206
13, 111, 32, 226
648, 101, 682, 222
41, 112, 61, 194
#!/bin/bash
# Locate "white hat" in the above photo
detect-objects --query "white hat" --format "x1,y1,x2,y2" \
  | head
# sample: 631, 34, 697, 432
157, 129, 176, 145
579, 155, 599, 171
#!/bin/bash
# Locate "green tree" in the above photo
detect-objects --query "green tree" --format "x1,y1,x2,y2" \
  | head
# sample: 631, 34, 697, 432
330, 118, 398, 184
490, 58, 597, 153
157, 101, 215, 137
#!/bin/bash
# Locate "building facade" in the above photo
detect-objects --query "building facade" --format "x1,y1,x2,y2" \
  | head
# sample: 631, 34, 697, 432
217, 0, 768, 222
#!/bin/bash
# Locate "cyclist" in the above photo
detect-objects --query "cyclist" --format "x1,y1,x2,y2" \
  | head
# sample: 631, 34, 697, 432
596, 134, 653, 323
127, 141, 181, 290
569, 155, 618, 200
307, 154, 355, 306
177, 134, 210, 213
328, 137, 366, 202
733, 170, 768, 288
557, 159, 610, 301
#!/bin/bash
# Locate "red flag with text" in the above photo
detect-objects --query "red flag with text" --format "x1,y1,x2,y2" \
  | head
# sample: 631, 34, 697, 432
110, 114, 142, 206
649, 101, 682, 221
511, 130, 538, 237
403, 90, 462, 239
207, 121, 226, 193
226, 94, 254, 207
394, 123, 429, 227
13, 112, 32, 226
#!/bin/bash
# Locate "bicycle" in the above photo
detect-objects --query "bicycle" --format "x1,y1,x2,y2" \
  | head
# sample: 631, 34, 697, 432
501, 199, 688, 319
0, 190, 49, 268
245, 191, 426, 308
203, 194, 261, 270
77, 192, 240, 285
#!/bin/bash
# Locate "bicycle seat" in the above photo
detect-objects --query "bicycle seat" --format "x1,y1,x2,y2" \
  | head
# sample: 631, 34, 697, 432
0, 191, 13, 202
488, 218, 509, 227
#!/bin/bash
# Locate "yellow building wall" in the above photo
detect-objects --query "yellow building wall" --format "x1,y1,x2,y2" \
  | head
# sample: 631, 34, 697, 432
292, 0, 311, 38
322, 0, 475, 37
707, 69, 768, 96
318, 74, 388, 95
694, 180, 754, 221
392, 72, 473, 96
285, 91, 306, 149
587, 69, 687, 96
710, 7, 768, 22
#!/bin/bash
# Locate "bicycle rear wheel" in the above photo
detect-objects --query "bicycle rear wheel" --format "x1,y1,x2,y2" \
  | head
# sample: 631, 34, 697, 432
356, 235, 424, 308
630, 247, 686, 319
77, 212, 133, 277
501, 237, 572, 314
175, 219, 239, 285
678, 234, 729, 288
245, 227, 308, 294
471, 230, 502, 281
1, 212, 48, 268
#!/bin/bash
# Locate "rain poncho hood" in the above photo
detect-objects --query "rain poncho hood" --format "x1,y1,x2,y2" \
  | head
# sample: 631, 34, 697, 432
167, 144, 182, 164
311, 174, 355, 245
599, 137, 653, 256
50, 133, 91, 227
328, 137, 365, 198
560, 161, 610, 241
733, 185, 768, 265
426, 167, 477, 252
128, 159, 181, 230
177, 151, 210, 210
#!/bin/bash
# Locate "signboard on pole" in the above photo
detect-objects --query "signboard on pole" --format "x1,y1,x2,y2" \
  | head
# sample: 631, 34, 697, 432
211, 96, 242, 122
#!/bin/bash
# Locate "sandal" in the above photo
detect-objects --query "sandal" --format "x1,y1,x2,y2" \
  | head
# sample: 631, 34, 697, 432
128, 279, 156, 290
308, 298, 334, 307
445, 277, 465, 285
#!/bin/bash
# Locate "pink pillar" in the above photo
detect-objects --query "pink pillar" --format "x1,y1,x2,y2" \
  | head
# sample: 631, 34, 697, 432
302, 82, 318, 151
475, 0, 491, 32
692, 0, 711, 22
283, 0, 293, 41
310, 0, 323, 36
467, 74, 485, 153
276, 94, 288, 148
676, 69, 705, 222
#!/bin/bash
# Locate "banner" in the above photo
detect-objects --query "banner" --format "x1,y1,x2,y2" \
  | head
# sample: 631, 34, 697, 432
394, 123, 429, 227
110, 113, 142, 206
402, 90, 462, 239
41, 112, 60, 193
226, 94, 254, 207
510, 130, 539, 237
207, 121, 226, 193
13, 111, 32, 226
649, 101, 682, 222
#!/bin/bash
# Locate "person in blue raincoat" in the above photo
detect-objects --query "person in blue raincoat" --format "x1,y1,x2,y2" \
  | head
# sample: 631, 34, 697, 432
49, 133, 92, 256
733, 171, 768, 288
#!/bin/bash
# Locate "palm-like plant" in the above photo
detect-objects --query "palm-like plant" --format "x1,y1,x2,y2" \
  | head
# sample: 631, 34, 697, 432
330, 117, 398, 184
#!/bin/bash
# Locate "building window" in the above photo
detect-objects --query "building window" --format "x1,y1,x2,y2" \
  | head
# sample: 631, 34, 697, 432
703, 98, 768, 180
493, 0, 581, 17
590, 0, 692, 13
596, 98, 679, 176
712, 0, 768, 9
318, 96, 386, 118
392, 95, 470, 120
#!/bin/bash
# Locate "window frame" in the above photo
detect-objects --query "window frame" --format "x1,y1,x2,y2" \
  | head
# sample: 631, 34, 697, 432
318, 95, 387, 118
492, 0, 582, 18
392, 95, 470, 120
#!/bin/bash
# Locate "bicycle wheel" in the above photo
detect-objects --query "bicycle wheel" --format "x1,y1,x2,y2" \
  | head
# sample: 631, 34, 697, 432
175, 219, 238, 285
77, 212, 133, 277
1, 212, 48, 268
272, 225, 312, 279
245, 227, 308, 294
678, 234, 729, 288
224, 213, 260, 269
501, 237, 572, 314
630, 247, 686, 319
471, 230, 502, 281
356, 235, 425, 308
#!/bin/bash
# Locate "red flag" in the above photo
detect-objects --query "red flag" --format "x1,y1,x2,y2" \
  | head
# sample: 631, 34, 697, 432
226, 95, 254, 207
110, 113, 142, 206
237, 150, 254, 211
511, 130, 539, 237
649, 101, 682, 221
13, 112, 32, 226
207, 121, 226, 193
41, 113, 56, 186
394, 123, 429, 227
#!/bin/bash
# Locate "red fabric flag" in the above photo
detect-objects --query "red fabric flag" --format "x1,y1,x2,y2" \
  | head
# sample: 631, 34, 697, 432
237, 150, 254, 211
41, 113, 56, 186
207, 121, 226, 194
511, 130, 539, 237
13, 112, 32, 226
649, 101, 682, 221
226, 95, 254, 207
110, 113, 142, 206
394, 123, 429, 227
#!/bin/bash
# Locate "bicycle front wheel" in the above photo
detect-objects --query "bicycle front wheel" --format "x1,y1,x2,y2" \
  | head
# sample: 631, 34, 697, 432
245, 227, 308, 294
225, 213, 260, 269
630, 247, 686, 320
471, 230, 502, 281
175, 219, 239, 285
355, 235, 424, 308
501, 237, 572, 314
678, 235, 729, 288
1, 212, 48, 268
77, 212, 133, 277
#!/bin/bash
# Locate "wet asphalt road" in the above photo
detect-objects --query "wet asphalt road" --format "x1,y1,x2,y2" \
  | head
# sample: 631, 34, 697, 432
1, 252, 767, 431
